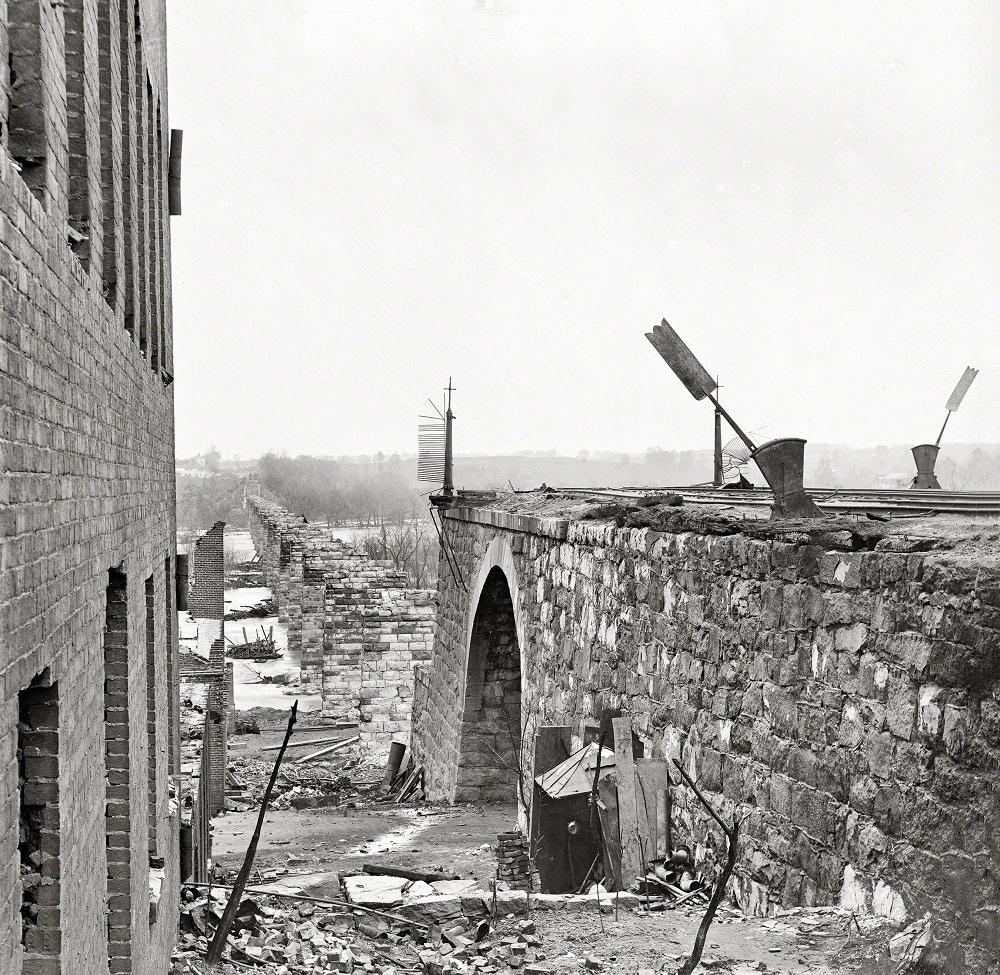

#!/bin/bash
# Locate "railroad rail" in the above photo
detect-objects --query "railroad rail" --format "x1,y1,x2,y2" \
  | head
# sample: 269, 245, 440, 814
549, 486, 1000, 516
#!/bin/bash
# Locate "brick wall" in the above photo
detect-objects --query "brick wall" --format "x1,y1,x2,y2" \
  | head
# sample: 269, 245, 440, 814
245, 492, 436, 749
0, 1, 178, 972
188, 521, 225, 620
411, 498, 1000, 969
186, 522, 230, 821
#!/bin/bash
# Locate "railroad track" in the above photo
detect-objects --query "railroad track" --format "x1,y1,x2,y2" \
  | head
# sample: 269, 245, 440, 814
551, 486, 1000, 516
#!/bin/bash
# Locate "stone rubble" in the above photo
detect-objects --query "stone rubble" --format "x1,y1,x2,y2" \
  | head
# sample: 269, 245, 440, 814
170, 883, 594, 975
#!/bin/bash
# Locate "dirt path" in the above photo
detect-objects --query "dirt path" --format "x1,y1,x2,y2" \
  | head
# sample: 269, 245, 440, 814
523, 905, 856, 975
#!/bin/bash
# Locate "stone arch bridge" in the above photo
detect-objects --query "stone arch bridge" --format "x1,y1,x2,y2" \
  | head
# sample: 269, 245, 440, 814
410, 492, 999, 959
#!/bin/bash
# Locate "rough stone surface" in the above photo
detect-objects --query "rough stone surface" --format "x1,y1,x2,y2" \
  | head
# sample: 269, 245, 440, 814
0, 1, 177, 972
411, 495, 1000, 967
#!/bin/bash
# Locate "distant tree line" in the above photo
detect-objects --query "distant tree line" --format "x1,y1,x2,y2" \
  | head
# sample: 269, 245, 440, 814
258, 452, 438, 588
257, 452, 422, 526
176, 472, 246, 532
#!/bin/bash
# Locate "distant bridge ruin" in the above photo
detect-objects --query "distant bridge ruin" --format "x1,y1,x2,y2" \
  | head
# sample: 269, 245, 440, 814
244, 483, 435, 747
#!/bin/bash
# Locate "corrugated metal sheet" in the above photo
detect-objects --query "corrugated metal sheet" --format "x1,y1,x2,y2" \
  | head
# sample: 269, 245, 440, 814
535, 743, 616, 799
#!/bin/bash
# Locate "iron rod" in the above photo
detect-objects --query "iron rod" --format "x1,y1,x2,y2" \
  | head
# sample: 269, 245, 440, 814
935, 410, 952, 448
713, 408, 723, 487
704, 391, 756, 453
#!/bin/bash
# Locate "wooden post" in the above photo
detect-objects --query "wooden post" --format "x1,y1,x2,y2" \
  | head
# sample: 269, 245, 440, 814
612, 716, 641, 888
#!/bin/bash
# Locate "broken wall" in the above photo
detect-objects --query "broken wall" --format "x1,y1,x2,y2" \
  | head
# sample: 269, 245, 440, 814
245, 492, 435, 748
185, 523, 230, 818
411, 503, 1000, 966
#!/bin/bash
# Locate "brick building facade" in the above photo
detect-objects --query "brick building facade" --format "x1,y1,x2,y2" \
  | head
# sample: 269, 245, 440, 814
0, 1, 179, 973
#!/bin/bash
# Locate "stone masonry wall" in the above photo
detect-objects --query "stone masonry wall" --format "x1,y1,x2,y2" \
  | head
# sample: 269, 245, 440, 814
410, 500, 1000, 968
0, 1, 178, 972
245, 491, 435, 750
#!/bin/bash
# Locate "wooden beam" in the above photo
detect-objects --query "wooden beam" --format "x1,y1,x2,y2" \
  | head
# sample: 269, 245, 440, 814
293, 736, 359, 763
612, 716, 642, 888
261, 735, 347, 752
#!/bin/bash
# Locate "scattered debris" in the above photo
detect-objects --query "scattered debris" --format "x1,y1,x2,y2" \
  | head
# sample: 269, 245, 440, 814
226, 626, 282, 660
224, 596, 276, 621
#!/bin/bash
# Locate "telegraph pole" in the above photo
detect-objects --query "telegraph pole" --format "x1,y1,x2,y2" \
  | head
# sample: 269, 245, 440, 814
443, 378, 455, 498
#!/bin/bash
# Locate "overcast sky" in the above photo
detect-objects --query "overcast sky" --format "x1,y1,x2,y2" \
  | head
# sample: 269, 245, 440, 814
168, 1, 999, 460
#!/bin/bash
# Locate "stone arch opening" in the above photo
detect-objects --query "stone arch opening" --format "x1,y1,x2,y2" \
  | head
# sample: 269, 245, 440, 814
456, 566, 522, 803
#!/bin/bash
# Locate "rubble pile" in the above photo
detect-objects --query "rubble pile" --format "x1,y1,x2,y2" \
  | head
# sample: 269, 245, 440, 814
631, 845, 709, 910
224, 596, 276, 620
171, 884, 571, 975
224, 560, 266, 591
228, 755, 363, 810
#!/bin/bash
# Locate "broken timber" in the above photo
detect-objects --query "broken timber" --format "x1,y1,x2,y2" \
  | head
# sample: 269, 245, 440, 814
292, 736, 359, 763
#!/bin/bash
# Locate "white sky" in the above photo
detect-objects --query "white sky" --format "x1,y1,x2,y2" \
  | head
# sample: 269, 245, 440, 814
168, 1, 1000, 459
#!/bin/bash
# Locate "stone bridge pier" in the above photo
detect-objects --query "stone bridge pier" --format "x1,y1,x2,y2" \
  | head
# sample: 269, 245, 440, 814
244, 487, 435, 748
409, 493, 1000, 966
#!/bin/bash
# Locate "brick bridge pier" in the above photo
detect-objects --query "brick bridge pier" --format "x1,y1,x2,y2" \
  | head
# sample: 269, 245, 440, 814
410, 491, 1000, 964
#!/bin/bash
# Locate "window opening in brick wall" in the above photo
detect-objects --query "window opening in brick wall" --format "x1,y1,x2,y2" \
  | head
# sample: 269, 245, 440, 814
97, 0, 118, 309
8, 0, 49, 204
144, 75, 157, 372
145, 574, 158, 854
103, 567, 133, 971
18, 673, 62, 973
119, 0, 135, 338
64, 0, 92, 268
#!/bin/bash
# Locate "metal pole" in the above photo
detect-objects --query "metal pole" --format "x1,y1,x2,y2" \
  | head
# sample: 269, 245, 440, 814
704, 391, 756, 454
205, 700, 298, 964
443, 378, 455, 498
935, 411, 952, 448
713, 408, 723, 487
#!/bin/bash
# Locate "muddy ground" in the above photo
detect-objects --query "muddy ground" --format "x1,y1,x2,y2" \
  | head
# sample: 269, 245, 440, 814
213, 719, 516, 892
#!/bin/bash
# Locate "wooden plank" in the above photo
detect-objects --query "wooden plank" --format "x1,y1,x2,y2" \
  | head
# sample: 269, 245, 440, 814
261, 735, 347, 752
293, 736, 359, 763
656, 789, 668, 860
531, 726, 573, 789
399, 766, 424, 802
596, 778, 622, 891
636, 759, 668, 862
529, 726, 572, 893
392, 765, 420, 802
612, 716, 641, 888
